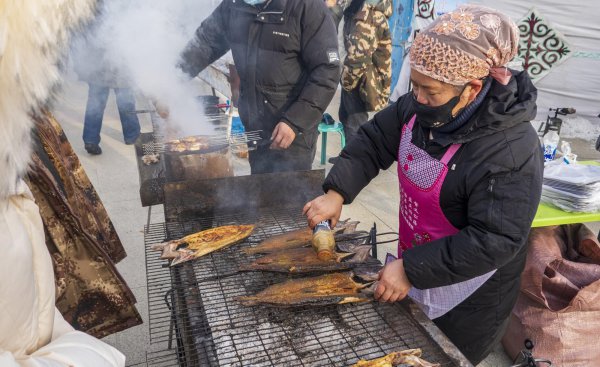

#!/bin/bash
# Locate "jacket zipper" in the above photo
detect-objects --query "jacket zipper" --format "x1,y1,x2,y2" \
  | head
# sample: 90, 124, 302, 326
487, 178, 496, 193
487, 177, 496, 225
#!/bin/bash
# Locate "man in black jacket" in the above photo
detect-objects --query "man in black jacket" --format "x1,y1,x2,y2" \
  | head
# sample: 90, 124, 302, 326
303, 5, 544, 364
178, 0, 341, 174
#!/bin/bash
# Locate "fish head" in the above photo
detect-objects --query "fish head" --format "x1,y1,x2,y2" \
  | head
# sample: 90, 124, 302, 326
352, 265, 383, 296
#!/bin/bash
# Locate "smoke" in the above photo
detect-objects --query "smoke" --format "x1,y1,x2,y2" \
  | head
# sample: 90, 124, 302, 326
71, 0, 222, 136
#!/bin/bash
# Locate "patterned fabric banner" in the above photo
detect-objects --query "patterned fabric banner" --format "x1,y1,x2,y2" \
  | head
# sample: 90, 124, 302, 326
415, 0, 436, 20
517, 7, 572, 82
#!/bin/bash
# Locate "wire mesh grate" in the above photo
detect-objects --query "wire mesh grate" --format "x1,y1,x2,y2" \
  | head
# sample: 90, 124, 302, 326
145, 208, 459, 367
142, 131, 263, 156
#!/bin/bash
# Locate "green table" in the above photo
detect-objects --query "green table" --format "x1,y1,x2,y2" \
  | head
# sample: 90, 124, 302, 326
532, 161, 600, 227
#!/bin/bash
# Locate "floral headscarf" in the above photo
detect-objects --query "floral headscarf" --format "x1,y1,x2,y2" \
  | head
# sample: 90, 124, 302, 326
409, 4, 519, 86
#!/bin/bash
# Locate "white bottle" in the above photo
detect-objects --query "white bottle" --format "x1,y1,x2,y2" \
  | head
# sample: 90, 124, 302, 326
543, 131, 560, 162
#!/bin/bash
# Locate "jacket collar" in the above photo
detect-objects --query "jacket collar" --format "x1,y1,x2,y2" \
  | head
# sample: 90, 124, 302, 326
232, 0, 287, 14
232, 0, 287, 23
424, 70, 538, 146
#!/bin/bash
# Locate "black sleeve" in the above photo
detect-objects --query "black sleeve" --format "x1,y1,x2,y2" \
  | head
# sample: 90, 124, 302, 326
281, 0, 341, 133
322, 96, 410, 203
402, 142, 544, 289
178, 3, 230, 78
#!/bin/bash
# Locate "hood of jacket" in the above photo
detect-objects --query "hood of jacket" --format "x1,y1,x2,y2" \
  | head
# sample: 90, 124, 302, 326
444, 70, 538, 144
0, 0, 97, 200
371, 0, 392, 18
345, 0, 392, 19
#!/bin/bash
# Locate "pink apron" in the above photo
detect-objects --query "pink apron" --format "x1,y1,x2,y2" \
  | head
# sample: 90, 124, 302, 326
388, 115, 496, 320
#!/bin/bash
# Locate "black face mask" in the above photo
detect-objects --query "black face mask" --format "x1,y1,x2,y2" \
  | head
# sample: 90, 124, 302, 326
411, 89, 465, 129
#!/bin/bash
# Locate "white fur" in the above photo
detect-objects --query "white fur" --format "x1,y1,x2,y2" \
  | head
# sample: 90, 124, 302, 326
0, 0, 97, 200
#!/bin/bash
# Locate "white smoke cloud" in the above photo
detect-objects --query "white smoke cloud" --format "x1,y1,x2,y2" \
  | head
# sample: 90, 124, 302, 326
71, 0, 222, 136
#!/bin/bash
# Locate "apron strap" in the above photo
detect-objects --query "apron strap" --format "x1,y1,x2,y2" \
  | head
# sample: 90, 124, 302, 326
440, 144, 461, 165
406, 114, 417, 130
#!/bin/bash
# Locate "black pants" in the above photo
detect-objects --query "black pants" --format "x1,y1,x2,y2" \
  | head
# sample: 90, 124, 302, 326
248, 132, 317, 174
339, 87, 369, 143
433, 304, 510, 365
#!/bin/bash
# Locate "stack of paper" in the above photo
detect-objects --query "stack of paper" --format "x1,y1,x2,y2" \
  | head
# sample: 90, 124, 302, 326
541, 164, 600, 213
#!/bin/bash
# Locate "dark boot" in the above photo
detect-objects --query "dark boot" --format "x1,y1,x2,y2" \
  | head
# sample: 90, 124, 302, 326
84, 143, 102, 155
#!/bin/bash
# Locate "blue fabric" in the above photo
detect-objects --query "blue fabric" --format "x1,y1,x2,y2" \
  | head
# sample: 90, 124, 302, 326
231, 116, 245, 134
243, 0, 267, 5
83, 84, 141, 145
432, 78, 492, 137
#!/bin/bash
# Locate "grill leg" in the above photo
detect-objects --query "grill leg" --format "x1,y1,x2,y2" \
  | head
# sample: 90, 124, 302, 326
370, 222, 378, 260
168, 311, 175, 349
146, 206, 152, 234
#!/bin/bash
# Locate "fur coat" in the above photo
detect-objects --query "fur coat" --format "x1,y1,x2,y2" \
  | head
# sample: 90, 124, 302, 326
0, 1, 126, 365
0, 0, 96, 199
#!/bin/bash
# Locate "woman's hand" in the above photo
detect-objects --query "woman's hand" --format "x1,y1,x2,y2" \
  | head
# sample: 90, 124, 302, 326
374, 259, 412, 303
302, 190, 344, 228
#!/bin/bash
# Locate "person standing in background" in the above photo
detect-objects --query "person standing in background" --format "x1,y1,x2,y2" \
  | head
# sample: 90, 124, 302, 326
325, 0, 350, 28
174, 0, 341, 174
332, 0, 392, 163
74, 31, 141, 155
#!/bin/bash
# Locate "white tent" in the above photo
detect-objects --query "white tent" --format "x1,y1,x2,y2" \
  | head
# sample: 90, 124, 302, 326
470, 0, 600, 121
392, 0, 600, 121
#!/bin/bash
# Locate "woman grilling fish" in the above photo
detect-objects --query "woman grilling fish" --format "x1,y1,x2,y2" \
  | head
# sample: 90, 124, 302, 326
303, 5, 543, 364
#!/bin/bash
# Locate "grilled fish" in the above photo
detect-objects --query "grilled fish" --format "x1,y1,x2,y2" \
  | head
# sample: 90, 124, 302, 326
243, 219, 360, 255
235, 272, 373, 307
240, 247, 352, 273
352, 349, 440, 367
239, 244, 373, 273
151, 225, 255, 266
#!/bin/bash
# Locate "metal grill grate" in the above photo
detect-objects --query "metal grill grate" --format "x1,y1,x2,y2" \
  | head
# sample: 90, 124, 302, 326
142, 131, 264, 156
144, 109, 263, 156
145, 208, 463, 367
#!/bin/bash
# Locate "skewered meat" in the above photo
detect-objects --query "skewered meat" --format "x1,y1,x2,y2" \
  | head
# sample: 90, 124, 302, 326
164, 136, 210, 153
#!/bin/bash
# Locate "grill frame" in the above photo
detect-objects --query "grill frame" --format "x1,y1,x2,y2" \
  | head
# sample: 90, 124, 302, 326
144, 208, 473, 367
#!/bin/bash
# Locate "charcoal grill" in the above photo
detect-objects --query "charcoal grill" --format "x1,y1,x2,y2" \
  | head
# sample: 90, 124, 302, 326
144, 207, 473, 367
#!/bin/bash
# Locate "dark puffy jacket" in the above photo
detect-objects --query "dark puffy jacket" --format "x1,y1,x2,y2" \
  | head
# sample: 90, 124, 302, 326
323, 71, 544, 364
179, 0, 341, 142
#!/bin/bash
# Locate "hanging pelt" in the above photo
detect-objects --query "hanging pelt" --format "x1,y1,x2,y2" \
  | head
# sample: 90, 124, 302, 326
0, 0, 97, 199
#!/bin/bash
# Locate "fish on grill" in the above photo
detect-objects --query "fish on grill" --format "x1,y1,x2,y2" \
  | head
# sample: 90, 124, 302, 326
352, 349, 440, 367
235, 271, 375, 307
151, 225, 255, 266
239, 241, 374, 273
242, 219, 360, 255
